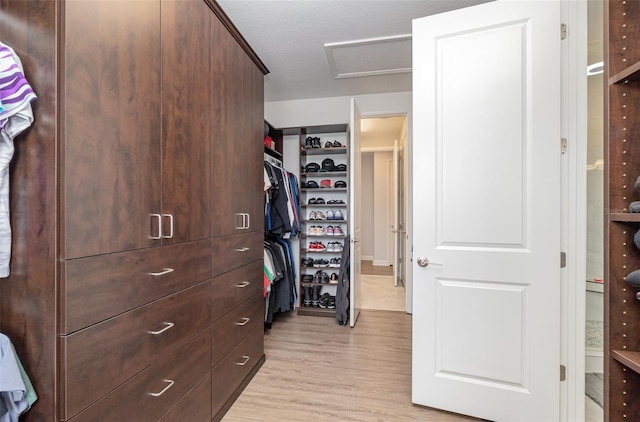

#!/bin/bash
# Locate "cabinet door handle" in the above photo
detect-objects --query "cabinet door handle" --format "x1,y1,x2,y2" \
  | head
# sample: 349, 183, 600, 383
235, 281, 250, 288
149, 214, 162, 239
162, 214, 174, 238
149, 379, 174, 397
244, 213, 250, 229
148, 322, 174, 335
235, 355, 250, 366
234, 247, 250, 252
236, 317, 250, 326
148, 268, 174, 276
235, 213, 245, 230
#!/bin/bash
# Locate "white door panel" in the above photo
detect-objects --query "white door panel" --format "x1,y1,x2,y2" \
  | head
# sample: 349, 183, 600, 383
412, 1, 561, 420
349, 98, 362, 327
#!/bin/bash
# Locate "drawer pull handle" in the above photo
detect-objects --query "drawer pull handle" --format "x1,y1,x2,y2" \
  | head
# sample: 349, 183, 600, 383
148, 268, 175, 276
235, 355, 250, 366
236, 317, 250, 326
234, 247, 250, 252
235, 281, 250, 288
148, 322, 174, 335
149, 379, 174, 397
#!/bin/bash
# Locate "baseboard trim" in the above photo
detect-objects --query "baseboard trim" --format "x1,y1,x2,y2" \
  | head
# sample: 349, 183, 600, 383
362, 255, 374, 261
373, 260, 390, 266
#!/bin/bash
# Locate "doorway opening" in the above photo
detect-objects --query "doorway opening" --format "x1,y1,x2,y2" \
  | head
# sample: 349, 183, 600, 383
358, 114, 408, 313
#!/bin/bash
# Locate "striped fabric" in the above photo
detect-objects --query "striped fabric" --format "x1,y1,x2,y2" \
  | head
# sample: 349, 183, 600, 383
0, 42, 37, 278
0, 43, 36, 130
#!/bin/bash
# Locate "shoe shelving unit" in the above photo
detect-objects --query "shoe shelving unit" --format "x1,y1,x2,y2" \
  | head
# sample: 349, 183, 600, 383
605, 1, 640, 420
298, 124, 349, 317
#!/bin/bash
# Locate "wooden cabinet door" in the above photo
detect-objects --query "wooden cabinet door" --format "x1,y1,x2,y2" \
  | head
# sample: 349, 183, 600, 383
161, 0, 212, 244
210, 16, 263, 237
62, 1, 162, 259
240, 51, 265, 234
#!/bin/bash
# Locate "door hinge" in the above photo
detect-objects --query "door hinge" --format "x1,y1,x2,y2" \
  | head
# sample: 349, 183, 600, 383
561, 23, 567, 40
561, 252, 566, 268
560, 365, 566, 381
561, 138, 567, 155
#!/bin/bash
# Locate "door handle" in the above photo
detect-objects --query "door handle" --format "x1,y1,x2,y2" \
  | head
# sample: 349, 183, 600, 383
149, 214, 162, 239
417, 257, 442, 267
162, 214, 174, 239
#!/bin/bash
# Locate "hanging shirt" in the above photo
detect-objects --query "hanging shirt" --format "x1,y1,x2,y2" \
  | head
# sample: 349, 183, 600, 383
0, 333, 37, 422
0, 42, 37, 277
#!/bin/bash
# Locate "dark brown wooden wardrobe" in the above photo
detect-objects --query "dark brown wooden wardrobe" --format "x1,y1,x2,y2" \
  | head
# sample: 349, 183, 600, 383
0, 1, 267, 420
605, 0, 640, 420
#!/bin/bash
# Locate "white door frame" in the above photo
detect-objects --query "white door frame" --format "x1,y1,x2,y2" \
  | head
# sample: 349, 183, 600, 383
561, 1, 588, 421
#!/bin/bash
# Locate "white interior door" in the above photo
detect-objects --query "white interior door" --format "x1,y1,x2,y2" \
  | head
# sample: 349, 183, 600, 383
393, 141, 399, 287
349, 98, 362, 327
411, 1, 561, 421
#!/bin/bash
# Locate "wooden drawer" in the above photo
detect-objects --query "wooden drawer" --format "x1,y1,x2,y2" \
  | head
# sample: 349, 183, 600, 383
211, 231, 263, 277
159, 372, 212, 422
211, 324, 264, 417
61, 281, 212, 419
69, 329, 211, 422
212, 293, 263, 367
61, 240, 212, 334
212, 260, 263, 322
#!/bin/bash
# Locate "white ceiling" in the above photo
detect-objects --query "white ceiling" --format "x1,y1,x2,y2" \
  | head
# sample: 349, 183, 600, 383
217, 0, 489, 102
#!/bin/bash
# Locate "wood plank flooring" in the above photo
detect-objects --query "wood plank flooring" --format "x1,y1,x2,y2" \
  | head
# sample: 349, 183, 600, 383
361, 275, 405, 312
361, 260, 394, 277
223, 310, 479, 422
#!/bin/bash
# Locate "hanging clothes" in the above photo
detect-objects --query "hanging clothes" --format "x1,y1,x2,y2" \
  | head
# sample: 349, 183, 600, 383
0, 333, 37, 422
264, 161, 300, 238
0, 42, 37, 278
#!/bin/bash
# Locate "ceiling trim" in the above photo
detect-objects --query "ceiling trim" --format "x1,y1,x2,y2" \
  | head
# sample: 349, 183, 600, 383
324, 34, 412, 79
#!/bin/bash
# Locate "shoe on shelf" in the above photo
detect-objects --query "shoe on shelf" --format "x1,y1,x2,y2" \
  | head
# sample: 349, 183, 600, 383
334, 180, 347, 188
312, 137, 321, 149
308, 198, 317, 204
312, 285, 322, 307
319, 293, 331, 308
324, 141, 333, 148
316, 242, 326, 251
332, 140, 342, 147
326, 210, 335, 220
326, 226, 335, 236
328, 295, 336, 309
314, 259, 330, 268
333, 242, 343, 252
303, 286, 312, 306
302, 257, 314, 267
316, 197, 325, 204
333, 226, 344, 237
320, 179, 332, 188
333, 210, 344, 220
305, 137, 313, 149
315, 211, 326, 220
302, 274, 314, 283
326, 242, 335, 252
330, 258, 341, 268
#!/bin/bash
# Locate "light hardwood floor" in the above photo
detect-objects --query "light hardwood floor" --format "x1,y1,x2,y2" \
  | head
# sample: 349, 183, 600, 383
361, 259, 394, 277
223, 310, 479, 422
361, 275, 405, 312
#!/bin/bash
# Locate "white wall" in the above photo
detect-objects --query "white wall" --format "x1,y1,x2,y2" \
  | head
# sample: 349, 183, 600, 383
361, 153, 375, 260
373, 152, 393, 266
265, 91, 412, 128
